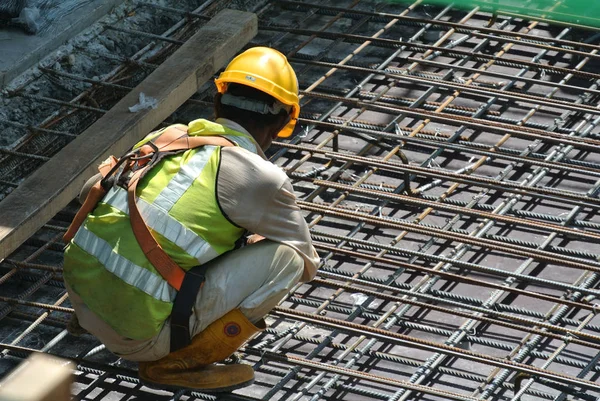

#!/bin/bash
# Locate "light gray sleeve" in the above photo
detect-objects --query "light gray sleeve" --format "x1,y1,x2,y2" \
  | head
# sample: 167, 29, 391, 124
217, 147, 320, 282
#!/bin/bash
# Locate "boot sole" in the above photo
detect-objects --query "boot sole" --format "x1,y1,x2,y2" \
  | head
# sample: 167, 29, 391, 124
139, 376, 255, 394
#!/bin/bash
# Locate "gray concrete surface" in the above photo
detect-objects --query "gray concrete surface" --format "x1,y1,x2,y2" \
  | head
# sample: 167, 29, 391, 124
0, 0, 123, 88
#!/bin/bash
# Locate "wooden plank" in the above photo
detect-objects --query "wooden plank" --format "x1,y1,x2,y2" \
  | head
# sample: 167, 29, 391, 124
0, 353, 73, 401
0, 9, 257, 261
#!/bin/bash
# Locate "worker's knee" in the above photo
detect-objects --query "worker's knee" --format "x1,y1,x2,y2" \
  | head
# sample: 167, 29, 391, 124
253, 240, 304, 282
234, 242, 303, 321
274, 243, 304, 278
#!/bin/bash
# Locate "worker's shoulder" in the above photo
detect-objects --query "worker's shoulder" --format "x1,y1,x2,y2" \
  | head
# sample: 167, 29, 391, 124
219, 146, 288, 187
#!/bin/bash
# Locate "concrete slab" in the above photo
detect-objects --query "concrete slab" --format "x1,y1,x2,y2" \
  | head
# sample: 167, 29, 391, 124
0, 0, 123, 88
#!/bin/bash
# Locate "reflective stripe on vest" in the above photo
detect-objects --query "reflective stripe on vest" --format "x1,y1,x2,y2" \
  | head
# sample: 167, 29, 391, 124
73, 226, 176, 303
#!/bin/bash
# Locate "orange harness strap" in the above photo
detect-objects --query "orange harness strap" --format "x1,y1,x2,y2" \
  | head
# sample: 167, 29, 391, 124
64, 126, 236, 291
127, 169, 187, 291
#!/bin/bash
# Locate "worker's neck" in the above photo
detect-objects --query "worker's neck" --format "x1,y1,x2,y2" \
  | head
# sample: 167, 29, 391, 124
216, 117, 270, 153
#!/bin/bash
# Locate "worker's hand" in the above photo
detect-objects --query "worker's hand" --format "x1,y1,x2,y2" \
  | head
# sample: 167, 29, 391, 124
247, 234, 266, 245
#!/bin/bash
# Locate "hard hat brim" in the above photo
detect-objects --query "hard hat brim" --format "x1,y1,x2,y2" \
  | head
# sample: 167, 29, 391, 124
277, 117, 298, 138
215, 72, 298, 109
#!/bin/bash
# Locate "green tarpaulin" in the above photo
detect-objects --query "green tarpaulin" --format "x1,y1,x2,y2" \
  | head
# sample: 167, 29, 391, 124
387, 0, 600, 29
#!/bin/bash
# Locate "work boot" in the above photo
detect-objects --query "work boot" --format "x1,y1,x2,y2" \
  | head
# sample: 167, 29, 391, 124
139, 309, 265, 392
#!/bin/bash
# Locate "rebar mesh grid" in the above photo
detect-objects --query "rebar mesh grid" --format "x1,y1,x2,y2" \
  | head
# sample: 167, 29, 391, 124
2, 1, 600, 400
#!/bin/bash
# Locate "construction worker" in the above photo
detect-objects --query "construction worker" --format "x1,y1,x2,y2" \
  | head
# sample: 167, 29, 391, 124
62, 47, 320, 392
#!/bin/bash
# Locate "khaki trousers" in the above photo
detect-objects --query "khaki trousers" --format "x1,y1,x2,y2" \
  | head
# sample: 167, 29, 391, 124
68, 240, 304, 361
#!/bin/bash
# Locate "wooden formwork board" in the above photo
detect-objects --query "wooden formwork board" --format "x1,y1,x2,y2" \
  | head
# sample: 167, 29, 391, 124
0, 8, 258, 261
0, 353, 73, 401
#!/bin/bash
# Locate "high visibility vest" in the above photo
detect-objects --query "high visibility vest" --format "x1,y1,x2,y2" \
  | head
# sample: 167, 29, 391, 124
63, 119, 258, 340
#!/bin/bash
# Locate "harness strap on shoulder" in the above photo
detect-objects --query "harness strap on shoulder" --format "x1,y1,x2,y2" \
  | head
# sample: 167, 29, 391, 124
140, 132, 236, 155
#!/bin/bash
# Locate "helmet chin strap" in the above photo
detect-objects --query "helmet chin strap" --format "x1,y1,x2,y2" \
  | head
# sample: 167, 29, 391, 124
221, 93, 291, 115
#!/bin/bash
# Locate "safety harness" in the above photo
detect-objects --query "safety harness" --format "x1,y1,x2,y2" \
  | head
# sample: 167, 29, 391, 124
64, 125, 235, 352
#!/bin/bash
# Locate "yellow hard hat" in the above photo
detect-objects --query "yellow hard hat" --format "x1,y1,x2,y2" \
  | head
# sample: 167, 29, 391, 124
215, 47, 300, 138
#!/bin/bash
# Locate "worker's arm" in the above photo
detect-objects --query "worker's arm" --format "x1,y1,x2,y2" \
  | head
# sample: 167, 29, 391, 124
217, 147, 320, 282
